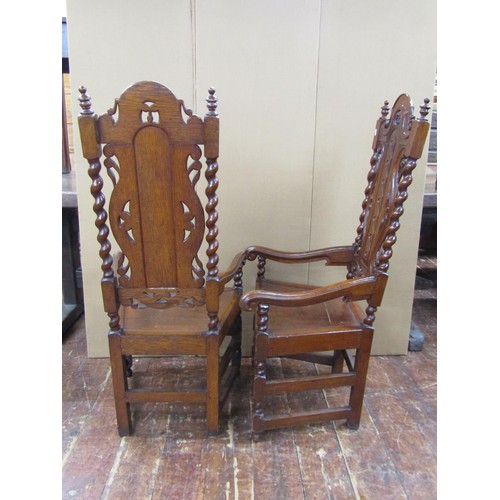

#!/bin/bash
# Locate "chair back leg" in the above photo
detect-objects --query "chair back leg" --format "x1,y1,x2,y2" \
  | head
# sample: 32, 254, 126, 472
332, 350, 345, 374
206, 334, 220, 434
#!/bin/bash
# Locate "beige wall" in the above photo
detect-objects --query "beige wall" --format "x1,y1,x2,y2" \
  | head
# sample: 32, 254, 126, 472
67, 0, 436, 357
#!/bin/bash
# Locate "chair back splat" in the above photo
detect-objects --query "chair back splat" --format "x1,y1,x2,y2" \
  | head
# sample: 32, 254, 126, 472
349, 95, 431, 281
240, 94, 430, 434
78, 82, 244, 436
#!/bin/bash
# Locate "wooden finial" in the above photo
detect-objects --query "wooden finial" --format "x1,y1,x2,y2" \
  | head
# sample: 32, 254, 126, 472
206, 87, 218, 116
381, 100, 390, 118
78, 86, 93, 115
418, 97, 431, 121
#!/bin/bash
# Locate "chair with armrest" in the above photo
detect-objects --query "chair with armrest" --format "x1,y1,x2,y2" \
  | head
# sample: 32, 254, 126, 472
78, 82, 245, 436
240, 95, 430, 434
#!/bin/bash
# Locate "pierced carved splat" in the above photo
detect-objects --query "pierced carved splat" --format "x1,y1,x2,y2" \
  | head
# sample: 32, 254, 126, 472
118, 287, 206, 309
348, 95, 430, 278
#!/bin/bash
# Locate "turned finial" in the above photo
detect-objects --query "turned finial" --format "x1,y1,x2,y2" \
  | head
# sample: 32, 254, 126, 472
381, 100, 390, 118
78, 86, 93, 115
418, 97, 431, 121
206, 87, 218, 116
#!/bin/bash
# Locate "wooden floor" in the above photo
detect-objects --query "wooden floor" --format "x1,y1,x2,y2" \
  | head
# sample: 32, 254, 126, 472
62, 272, 436, 499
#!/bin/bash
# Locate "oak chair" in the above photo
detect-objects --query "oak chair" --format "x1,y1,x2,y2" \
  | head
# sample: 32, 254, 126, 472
78, 82, 245, 436
240, 95, 430, 434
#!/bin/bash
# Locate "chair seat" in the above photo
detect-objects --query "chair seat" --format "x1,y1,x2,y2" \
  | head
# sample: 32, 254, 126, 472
257, 279, 365, 336
120, 289, 240, 336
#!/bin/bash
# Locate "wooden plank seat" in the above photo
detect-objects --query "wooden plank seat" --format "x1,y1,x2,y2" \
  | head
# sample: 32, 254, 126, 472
258, 279, 364, 334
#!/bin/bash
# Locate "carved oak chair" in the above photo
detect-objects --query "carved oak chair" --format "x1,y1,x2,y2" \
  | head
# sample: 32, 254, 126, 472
240, 95, 430, 434
78, 82, 245, 436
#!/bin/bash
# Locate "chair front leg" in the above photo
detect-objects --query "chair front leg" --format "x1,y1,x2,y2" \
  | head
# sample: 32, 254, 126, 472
346, 328, 374, 429
252, 304, 269, 435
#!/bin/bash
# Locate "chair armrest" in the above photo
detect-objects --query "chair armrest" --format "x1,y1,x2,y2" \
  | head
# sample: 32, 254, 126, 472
245, 245, 354, 266
240, 275, 383, 311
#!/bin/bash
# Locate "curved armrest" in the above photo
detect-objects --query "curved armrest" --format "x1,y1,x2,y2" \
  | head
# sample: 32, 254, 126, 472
240, 275, 385, 311
245, 245, 354, 266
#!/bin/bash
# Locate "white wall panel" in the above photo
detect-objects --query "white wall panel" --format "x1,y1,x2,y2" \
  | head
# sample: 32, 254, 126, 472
67, 0, 436, 357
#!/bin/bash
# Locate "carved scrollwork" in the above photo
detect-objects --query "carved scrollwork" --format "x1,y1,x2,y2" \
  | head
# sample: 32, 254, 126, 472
107, 98, 119, 120
117, 252, 131, 283
180, 101, 202, 126
192, 256, 205, 284
187, 145, 202, 186
119, 288, 206, 309
103, 145, 121, 187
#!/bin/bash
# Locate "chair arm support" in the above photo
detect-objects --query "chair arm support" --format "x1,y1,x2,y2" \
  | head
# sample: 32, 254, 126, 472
212, 251, 247, 289
244, 245, 354, 266
240, 275, 383, 311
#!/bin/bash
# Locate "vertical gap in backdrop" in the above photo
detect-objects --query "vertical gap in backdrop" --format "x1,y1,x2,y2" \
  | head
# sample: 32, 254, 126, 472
190, 0, 198, 114
307, 0, 324, 285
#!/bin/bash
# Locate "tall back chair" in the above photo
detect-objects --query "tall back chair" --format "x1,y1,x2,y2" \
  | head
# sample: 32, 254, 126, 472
240, 95, 430, 434
78, 82, 245, 436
